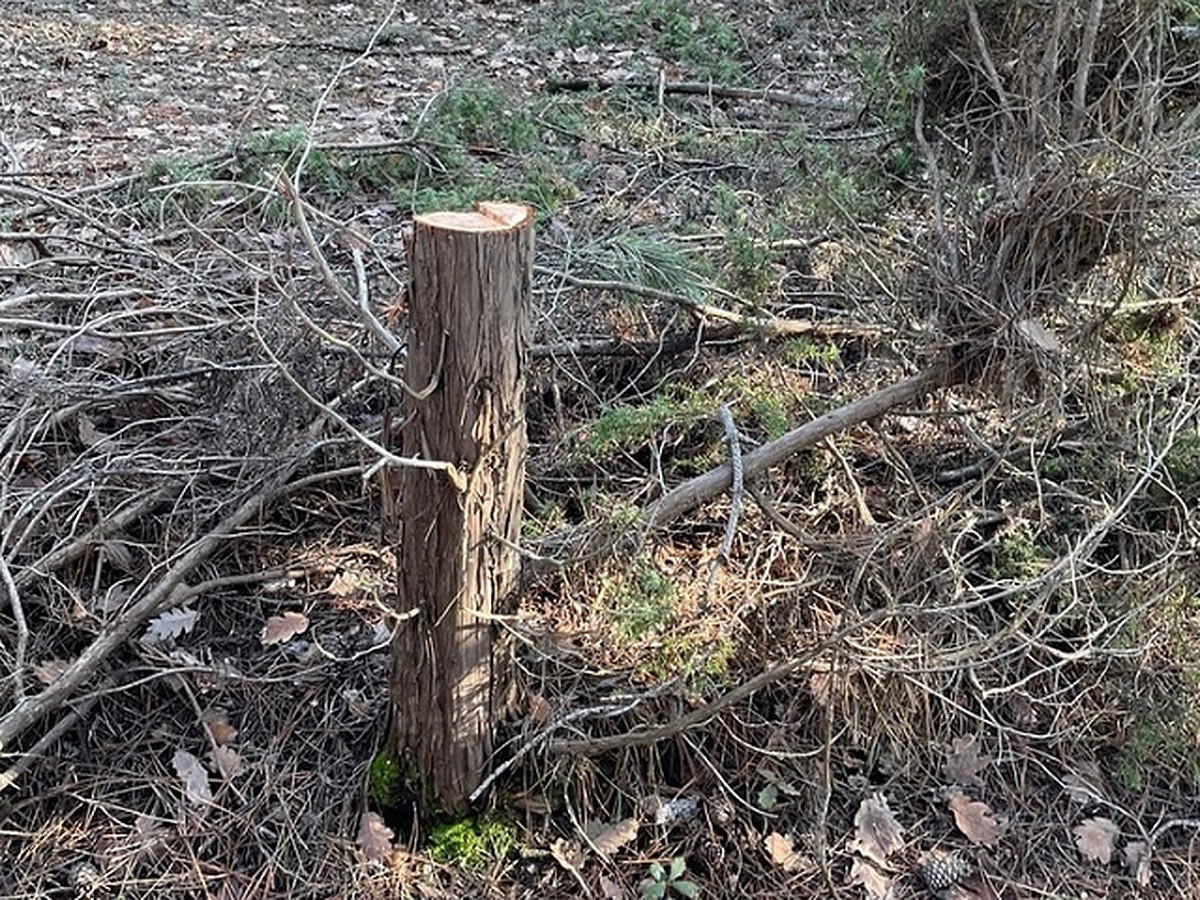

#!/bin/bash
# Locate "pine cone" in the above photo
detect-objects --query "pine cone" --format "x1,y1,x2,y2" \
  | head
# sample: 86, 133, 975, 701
919, 852, 971, 891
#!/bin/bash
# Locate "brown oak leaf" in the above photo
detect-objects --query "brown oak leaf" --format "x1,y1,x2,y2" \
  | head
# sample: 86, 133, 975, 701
764, 831, 805, 873
210, 745, 244, 779
357, 811, 394, 862
850, 793, 905, 866
591, 818, 639, 857
943, 735, 989, 788
171, 749, 212, 807
948, 793, 1003, 847
33, 658, 70, 685
260, 611, 309, 646
1074, 816, 1119, 865
1123, 840, 1151, 886
849, 857, 894, 898
201, 708, 238, 745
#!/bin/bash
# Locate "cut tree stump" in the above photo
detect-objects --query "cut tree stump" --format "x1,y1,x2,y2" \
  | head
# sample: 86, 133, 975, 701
390, 202, 532, 815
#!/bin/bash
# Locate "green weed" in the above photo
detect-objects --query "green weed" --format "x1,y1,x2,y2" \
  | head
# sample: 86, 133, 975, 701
985, 525, 1045, 581
641, 856, 699, 899
1112, 676, 1200, 792
586, 390, 712, 456
782, 336, 841, 370
555, 0, 745, 83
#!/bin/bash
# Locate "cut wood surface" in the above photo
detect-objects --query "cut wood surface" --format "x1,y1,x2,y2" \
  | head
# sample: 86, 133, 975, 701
390, 201, 533, 814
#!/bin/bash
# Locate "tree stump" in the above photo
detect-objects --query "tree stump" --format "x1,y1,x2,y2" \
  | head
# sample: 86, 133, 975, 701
389, 202, 532, 815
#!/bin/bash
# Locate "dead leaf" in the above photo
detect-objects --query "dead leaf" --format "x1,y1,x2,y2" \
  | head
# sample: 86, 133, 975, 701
100, 539, 136, 572
599, 874, 625, 899
1062, 762, 1106, 804
849, 857, 894, 899
133, 814, 170, 857
171, 749, 211, 807
78, 414, 107, 447
1074, 816, 1119, 865
33, 658, 69, 685
592, 817, 639, 857
143, 606, 199, 645
944, 735, 989, 788
1015, 317, 1062, 353
260, 611, 309, 646
529, 693, 551, 724
809, 671, 831, 707
357, 811, 393, 862
201, 708, 238, 745
210, 745, 243, 779
948, 793, 1003, 847
1124, 840, 1151, 886
764, 831, 805, 873
327, 571, 359, 597
550, 837, 585, 872
849, 793, 905, 866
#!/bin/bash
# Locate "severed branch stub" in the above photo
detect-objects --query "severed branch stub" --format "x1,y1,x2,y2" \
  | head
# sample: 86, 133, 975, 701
389, 202, 533, 815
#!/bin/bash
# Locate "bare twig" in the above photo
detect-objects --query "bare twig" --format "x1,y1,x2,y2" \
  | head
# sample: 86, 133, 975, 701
1070, 0, 1105, 141
0, 553, 28, 702
277, 171, 401, 353
246, 317, 465, 489
534, 265, 884, 340
706, 405, 743, 592
643, 359, 956, 531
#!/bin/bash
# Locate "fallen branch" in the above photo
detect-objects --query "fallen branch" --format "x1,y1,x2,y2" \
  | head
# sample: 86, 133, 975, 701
535, 265, 884, 341
644, 359, 956, 530
546, 78, 848, 111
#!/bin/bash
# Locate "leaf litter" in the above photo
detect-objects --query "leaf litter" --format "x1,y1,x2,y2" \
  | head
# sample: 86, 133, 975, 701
171, 749, 211, 807
1074, 816, 1120, 864
943, 735, 989, 788
850, 793, 905, 866
947, 792, 1004, 847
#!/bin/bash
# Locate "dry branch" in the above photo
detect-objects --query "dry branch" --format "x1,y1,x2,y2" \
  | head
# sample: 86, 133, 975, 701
546, 78, 847, 111
535, 265, 884, 341
0, 432, 330, 760
644, 358, 956, 530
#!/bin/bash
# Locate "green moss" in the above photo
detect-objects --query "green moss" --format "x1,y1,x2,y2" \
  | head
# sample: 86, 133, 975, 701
367, 750, 403, 808
427, 815, 517, 868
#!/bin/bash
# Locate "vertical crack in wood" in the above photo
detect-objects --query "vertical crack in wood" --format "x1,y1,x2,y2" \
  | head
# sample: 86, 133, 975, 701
390, 203, 532, 814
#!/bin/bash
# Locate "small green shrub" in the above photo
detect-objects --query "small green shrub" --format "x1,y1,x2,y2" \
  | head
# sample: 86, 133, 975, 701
985, 525, 1045, 581
587, 389, 713, 456
782, 337, 841, 370
557, 0, 745, 82
603, 558, 675, 642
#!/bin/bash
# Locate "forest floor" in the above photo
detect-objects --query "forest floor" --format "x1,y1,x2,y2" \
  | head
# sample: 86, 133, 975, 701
2, 1, 1200, 898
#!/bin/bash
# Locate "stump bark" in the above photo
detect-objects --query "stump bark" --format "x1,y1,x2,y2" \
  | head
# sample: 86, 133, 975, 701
389, 202, 532, 814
